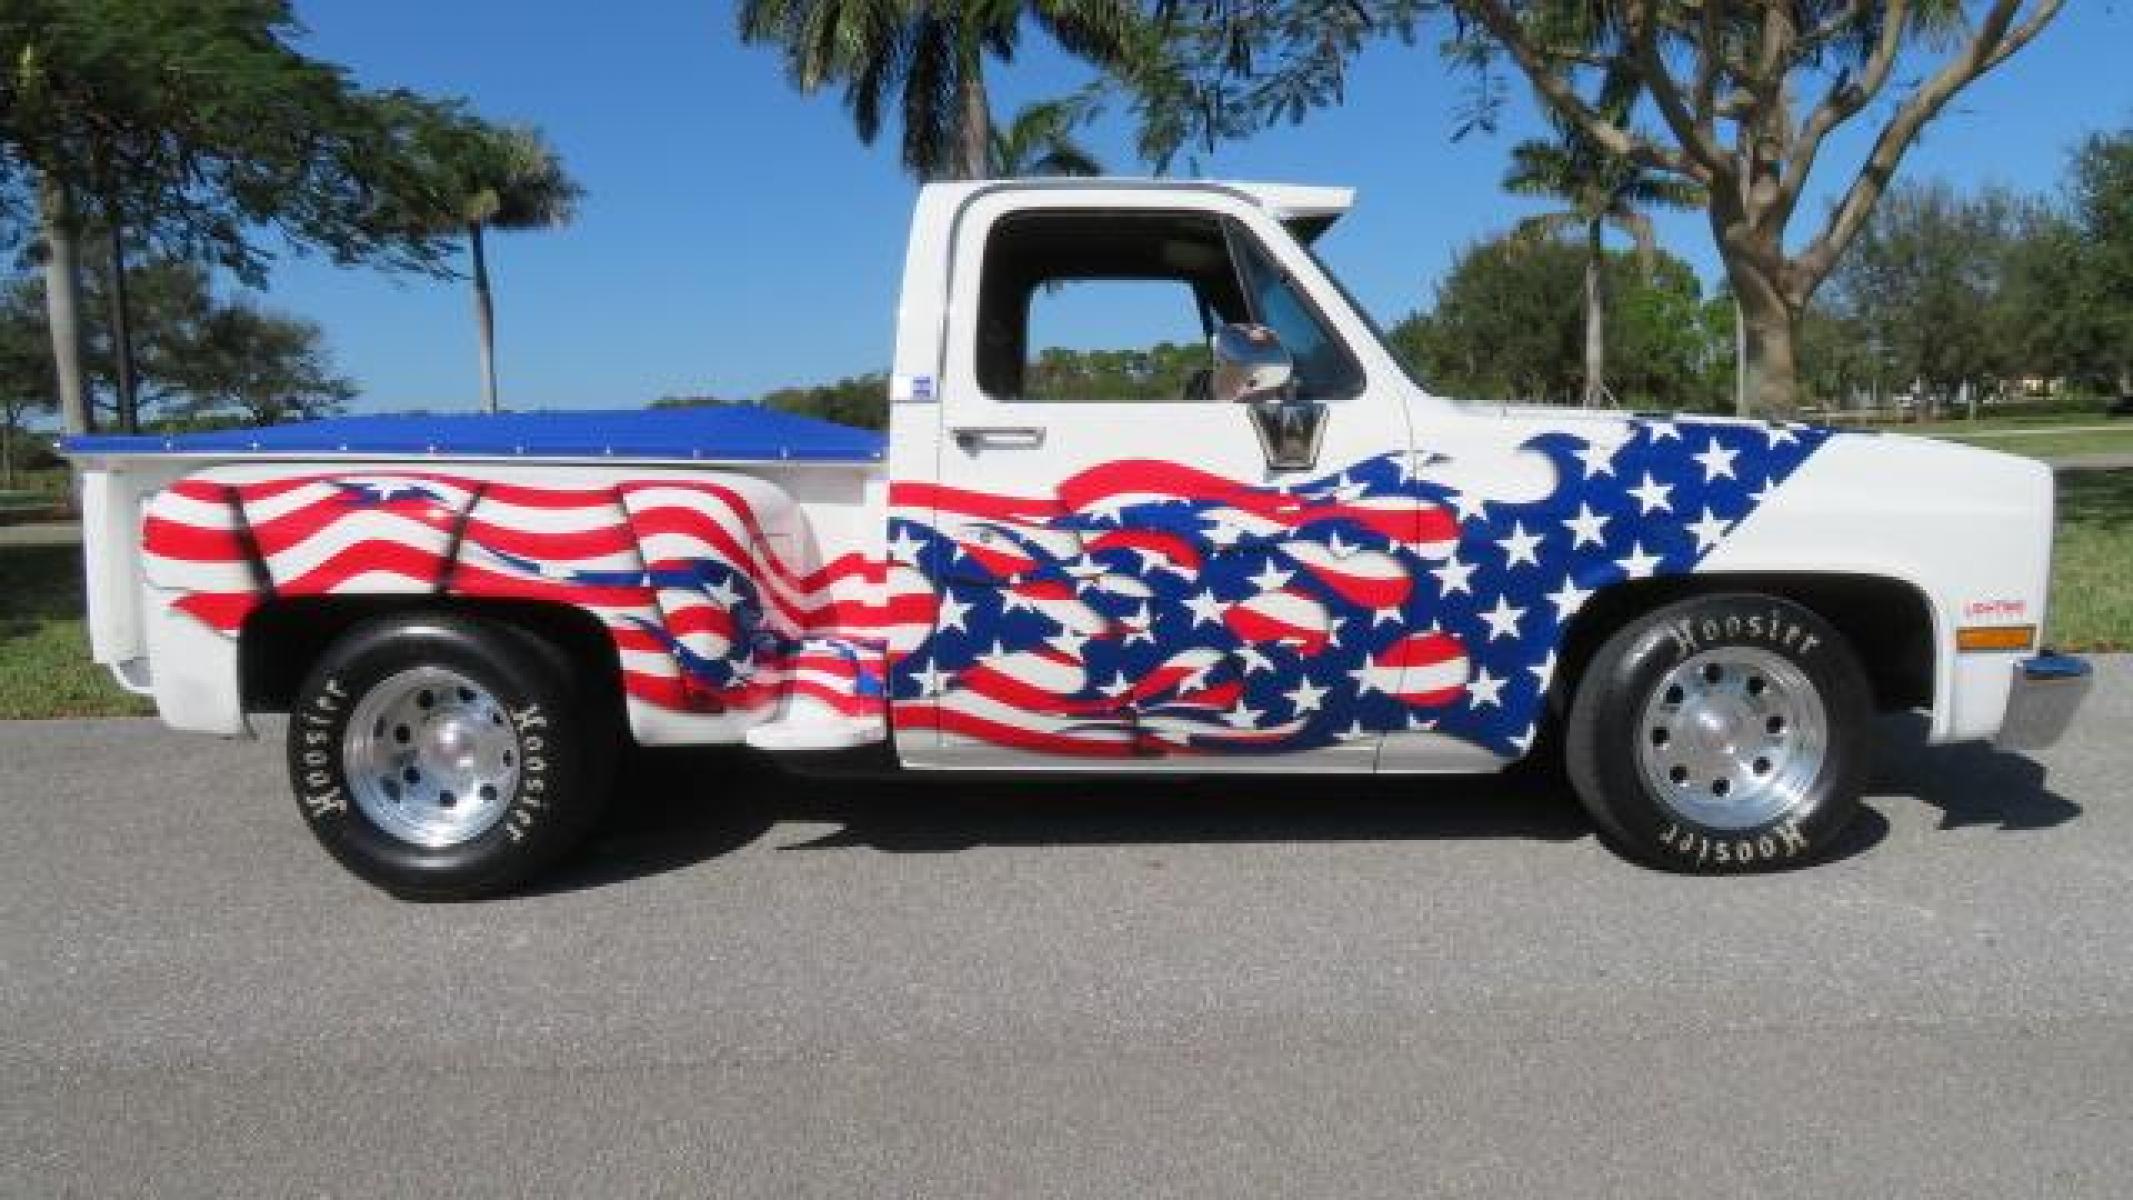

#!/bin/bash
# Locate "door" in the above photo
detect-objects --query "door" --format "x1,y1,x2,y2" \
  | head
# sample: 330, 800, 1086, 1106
891, 189, 1439, 770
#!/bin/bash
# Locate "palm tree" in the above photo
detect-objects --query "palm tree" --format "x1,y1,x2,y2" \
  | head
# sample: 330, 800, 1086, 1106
1502, 74, 1702, 408
738, 0, 1134, 182
989, 97, 1103, 177
413, 125, 582, 414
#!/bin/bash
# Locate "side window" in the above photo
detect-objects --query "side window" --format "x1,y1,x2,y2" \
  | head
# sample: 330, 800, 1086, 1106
1232, 227, 1365, 400
976, 210, 1251, 402
1024, 281, 1209, 403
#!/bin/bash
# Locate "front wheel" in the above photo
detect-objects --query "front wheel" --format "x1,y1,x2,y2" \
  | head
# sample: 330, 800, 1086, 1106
286, 613, 613, 900
1565, 593, 1872, 872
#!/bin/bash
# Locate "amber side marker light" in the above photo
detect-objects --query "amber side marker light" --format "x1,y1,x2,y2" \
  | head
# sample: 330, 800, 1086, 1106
1957, 625, 2037, 653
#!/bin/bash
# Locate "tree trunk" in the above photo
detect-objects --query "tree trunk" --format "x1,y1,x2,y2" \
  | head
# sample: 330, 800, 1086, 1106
1737, 294, 1801, 417
958, 64, 991, 181
107, 218, 139, 434
469, 222, 499, 415
1581, 219, 1605, 408
2, 413, 13, 491
38, 175, 92, 437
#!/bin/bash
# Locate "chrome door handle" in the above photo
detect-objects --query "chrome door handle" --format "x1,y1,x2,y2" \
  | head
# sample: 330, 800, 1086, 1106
951, 425, 1047, 450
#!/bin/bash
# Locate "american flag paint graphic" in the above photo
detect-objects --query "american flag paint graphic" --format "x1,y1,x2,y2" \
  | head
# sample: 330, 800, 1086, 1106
885, 418, 1833, 758
138, 416, 1830, 758
140, 472, 932, 722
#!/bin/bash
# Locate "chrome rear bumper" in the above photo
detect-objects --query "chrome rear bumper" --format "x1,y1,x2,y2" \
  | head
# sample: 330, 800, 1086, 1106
1993, 653, 2093, 752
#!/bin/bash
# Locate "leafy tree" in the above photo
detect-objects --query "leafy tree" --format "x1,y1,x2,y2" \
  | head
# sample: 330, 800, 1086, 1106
1824, 180, 2035, 415
1500, 69, 1701, 406
1390, 232, 1714, 408
156, 303, 356, 428
393, 123, 582, 414
989, 97, 1104, 178
1128, 1, 2065, 413
761, 372, 890, 429
2057, 128, 2133, 395
736, 0, 1137, 181
0, 279, 56, 488
1, 0, 484, 436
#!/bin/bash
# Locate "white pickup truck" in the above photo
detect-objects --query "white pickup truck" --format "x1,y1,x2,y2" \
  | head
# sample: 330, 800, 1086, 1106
66, 179, 2091, 898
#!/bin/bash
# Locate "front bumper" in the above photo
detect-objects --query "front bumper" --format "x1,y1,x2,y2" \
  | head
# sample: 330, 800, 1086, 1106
1993, 653, 2093, 752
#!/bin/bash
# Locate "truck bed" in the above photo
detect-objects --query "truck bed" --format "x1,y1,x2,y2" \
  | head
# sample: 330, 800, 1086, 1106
62, 405, 887, 465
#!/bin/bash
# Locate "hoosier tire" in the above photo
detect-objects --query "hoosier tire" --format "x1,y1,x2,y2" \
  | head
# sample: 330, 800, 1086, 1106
286, 613, 613, 900
1565, 593, 1872, 873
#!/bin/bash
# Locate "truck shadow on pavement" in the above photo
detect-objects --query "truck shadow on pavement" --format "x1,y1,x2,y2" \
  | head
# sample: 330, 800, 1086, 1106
529, 711, 2107, 893
1871, 714, 2084, 833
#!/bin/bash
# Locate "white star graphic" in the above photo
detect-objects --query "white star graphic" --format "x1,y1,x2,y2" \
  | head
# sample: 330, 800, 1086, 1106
1528, 650, 1558, 693
1693, 437, 1739, 482
1646, 420, 1683, 442
1562, 502, 1610, 549
1687, 507, 1730, 552
1431, 554, 1478, 597
1222, 702, 1263, 729
1132, 547, 1189, 577
1284, 676, 1329, 715
1063, 555, 1107, 580
1629, 472, 1674, 514
886, 527, 926, 564
999, 588, 1035, 614
1325, 615, 1347, 648
1248, 560, 1294, 592
705, 575, 743, 609
1235, 644, 1276, 675
1574, 438, 1617, 478
1203, 516, 1245, 547
1372, 606, 1403, 627
1448, 490, 1490, 524
1099, 671, 1134, 699
1046, 629, 1090, 658
1349, 663, 1384, 695
1124, 605, 1157, 646
1340, 720, 1371, 741
1322, 529, 1358, 560
929, 592, 972, 639
910, 661, 950, 697
1183, 588, 1227, 627
1764, 422, 1799, 448
1546, 576, 1592, 621
1498, 521, 1544, 569
1616, 541, 1662, 579
1466, 667, 1507, 709
1480, 595, 1526, 641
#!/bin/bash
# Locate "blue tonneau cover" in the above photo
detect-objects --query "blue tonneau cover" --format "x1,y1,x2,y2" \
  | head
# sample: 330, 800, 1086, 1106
63, 405, 886, 464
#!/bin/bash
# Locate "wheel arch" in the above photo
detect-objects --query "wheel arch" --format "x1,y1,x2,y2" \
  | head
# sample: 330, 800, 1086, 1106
241, 595, 625, 719
1549, 572, 1937, 722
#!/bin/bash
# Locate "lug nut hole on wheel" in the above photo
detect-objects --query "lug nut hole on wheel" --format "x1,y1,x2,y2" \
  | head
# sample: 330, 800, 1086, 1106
1668, 765, 1689, 784
1702, 663, 1723, 685
1766, 715, 1785, 735
1650, 728, 1669, 746
1711, 778, 1732, 797
1664, 685, 1684, 705
1753, 757, 1772, 775
1746, 676, 1767, 696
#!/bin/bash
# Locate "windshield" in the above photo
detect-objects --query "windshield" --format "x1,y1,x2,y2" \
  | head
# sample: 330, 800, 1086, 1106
1295, 238, 1427, 392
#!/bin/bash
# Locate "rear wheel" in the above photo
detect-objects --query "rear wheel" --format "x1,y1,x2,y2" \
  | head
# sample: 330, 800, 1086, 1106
286, 613, 613, 899
1565, 593, 1871, 872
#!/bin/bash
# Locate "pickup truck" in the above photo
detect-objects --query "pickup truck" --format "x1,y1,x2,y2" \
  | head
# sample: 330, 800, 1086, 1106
65, 179, 2092, 898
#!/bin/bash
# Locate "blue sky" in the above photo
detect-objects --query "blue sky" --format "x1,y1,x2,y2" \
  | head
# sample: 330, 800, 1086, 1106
261, 1, 2132, 413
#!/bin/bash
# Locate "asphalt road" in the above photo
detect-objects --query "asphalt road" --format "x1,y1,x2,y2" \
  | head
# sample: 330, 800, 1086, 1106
5, 664, 2131, 1198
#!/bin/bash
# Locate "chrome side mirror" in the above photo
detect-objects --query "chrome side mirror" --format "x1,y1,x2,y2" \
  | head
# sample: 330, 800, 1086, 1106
1211, 322, 1294, 405
1213, 323, 1325, 472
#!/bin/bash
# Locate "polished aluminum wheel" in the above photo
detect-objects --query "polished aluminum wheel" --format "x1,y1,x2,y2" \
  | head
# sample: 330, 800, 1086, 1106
344, 667, 520, 848
1634, 647, 1828, 830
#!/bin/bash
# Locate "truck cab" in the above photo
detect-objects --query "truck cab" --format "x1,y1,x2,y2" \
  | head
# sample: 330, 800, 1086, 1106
65, 179, 2091, 897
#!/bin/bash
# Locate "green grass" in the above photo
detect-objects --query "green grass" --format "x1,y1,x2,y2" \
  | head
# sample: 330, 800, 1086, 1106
0, 542, 154, 719
2048, 470, 2133, 653
1, 472, 2127, 720
1930, 427, 2133, 461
